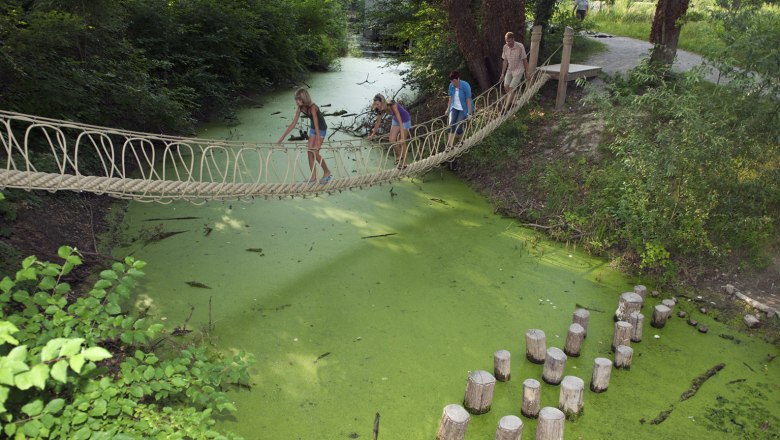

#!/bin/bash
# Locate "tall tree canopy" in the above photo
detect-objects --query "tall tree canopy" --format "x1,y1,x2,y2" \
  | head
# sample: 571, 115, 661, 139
0, 0, 349, 133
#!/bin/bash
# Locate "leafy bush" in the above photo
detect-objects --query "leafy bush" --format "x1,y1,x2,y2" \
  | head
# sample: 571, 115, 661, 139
0, 246, 252, 439
583, 62, 779, 274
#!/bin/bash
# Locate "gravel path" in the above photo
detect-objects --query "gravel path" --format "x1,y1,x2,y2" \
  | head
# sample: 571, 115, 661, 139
582, 34, 724, 82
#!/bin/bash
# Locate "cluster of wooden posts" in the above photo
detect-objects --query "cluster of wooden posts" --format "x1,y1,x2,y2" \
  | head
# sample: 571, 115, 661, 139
436, 285, 678, 439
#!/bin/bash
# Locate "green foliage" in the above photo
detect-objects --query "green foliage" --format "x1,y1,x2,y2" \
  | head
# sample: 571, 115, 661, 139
368, 0, 462, 93
705, 5, 780, 98
462, 113, 532, 168
587, 0, 724, 55
0, 246, 253, 439
0, 0, 348, 134
582, 63, 779, 274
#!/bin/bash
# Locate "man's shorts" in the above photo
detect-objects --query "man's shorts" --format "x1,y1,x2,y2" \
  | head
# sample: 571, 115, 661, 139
504, 71, 525, 89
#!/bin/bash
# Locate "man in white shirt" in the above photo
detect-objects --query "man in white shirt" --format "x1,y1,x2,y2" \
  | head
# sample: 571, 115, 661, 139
498, 32, 529, 94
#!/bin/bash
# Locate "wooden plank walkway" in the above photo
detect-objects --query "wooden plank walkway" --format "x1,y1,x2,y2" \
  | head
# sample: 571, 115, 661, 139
536, 64, 602, 81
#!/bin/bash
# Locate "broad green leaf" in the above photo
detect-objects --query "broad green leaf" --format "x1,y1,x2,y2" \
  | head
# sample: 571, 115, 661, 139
40, 413, 56, 429
88, 399, 107, 417
11, 290, 30, 302
30, 364, 49, 390
50, 360, 69, 383
99, 270, 118, 281
21, 399, 44, 417
41, 338, 67, 362
90, 289, 107, 299
82, 347, 112, 362
129, 386, 144, 398
0, 321, 19, 345
59, 338, 85, 357
57, 246, 73, 259
23, 419, 42, 437
14, 371, 33, 390
70, 354, 86, 373
38, 276, 56, 291
3, 420, 15, 436
54, 282, 71, 295
7, 345, 27, 362
93, 279, 112, 289
74, 427, 92, 440
0, 359, 27, 385
105, 302, 121, 315
44, 398, 65, 414
72, 411, 88, 425
66, 255, 82, 265
0, 277, 14, 294
15, 267, 36, 281
131, 260, 146, 269
142, 366, 155, 381
21, 255, 36, 269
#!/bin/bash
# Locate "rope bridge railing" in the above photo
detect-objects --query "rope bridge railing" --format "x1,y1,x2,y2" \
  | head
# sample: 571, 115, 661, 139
0, 71, 549, 204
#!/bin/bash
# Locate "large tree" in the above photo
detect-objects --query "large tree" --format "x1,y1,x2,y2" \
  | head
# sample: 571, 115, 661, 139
649, 0, 690, 66
442, 0, 525, 90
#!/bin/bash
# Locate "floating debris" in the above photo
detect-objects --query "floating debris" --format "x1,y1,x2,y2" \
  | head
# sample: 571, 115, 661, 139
144, 216, 200, 221
361, 233, 397, 239
203, 224, 213, 236
314, 352, 331, 364
185, 281, 212, 289
246, 248, 265, 256
172, 326, 192, 336
144, 230, 187, 245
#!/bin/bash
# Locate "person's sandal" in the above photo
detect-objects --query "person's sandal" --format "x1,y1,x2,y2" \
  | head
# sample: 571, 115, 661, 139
319, 175, 333, 184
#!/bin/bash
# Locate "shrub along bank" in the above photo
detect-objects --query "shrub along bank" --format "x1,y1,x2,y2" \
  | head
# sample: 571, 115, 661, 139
457, 64, 779, 288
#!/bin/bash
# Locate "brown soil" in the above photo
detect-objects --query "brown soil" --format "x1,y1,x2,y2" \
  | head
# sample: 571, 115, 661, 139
0, 191, 127, 284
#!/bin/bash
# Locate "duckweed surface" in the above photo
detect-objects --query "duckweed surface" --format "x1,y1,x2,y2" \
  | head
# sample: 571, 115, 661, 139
118, 57, 780, 439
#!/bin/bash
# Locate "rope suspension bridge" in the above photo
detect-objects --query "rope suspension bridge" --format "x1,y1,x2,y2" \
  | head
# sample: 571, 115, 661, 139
1, 27, 573, 204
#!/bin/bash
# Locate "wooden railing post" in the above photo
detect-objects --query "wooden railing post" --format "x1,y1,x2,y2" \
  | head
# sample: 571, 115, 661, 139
528, 25, 542, 79
555, 26, 574, 111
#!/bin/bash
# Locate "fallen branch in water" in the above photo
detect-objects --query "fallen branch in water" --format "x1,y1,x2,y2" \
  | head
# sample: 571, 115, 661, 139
680, 363, 725, 401
648, 363, 725, 425
362, 233, 397, 239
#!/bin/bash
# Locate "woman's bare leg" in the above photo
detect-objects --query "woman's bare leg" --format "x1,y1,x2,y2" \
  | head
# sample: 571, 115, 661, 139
312, 137, 330, 177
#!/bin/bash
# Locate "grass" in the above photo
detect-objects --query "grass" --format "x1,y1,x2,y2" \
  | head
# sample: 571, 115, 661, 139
584, 0, 725, 55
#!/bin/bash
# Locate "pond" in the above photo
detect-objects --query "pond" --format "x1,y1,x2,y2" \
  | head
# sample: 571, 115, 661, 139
118, 55, 780, 439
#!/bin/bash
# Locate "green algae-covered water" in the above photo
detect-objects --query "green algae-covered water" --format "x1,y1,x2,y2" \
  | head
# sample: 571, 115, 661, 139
118, 57, 780, 439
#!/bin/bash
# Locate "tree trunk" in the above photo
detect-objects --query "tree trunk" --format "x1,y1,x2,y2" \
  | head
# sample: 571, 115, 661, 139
649, 0, 690, 66
442, 0, 492, 89
483, 0, 525, 80
443, 0, 525, 90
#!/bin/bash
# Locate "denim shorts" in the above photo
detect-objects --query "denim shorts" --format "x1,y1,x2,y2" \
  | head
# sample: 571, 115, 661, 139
392, 119, 412, 130
308, 128, 327, 137
449, 109, 468, 134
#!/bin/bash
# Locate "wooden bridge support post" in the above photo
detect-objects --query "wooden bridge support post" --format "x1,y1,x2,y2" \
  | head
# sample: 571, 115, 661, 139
528, 25, 543, 80
555, 27, 574, 111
